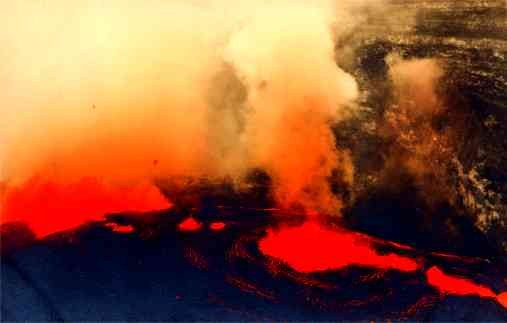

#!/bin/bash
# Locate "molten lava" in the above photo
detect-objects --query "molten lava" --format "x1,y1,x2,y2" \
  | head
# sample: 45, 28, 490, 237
426, 266, 507, 308
498, 292, 507, 308
178, 217, 202, 232
426, 266, 495, 297
105, 223, 135, 234
1, 177, 170, 237
259, 221, 419, 273
210, 222, 226, 231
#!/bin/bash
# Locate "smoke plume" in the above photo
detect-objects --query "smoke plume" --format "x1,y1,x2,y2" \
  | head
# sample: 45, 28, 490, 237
1, 0, 365, 221
380, 55, 457, 206
224, 3, 358, 213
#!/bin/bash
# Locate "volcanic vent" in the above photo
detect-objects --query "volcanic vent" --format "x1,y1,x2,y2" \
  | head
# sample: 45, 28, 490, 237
1, 0, 507, 321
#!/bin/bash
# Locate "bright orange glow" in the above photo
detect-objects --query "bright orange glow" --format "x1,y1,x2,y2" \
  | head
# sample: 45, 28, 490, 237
426, 266, 507, 309
1, 177, 170, 237
0, 1, 361, 214
178, 217, 202, 232
259, 221, 419, 273
497, 292, 507, 308
210, 221, 226, 231
105, 223, 135, 233
426, 266, 495, 298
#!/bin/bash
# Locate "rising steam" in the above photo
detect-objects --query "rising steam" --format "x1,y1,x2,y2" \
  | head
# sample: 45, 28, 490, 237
1, 0, 365, 220
224, 3, 358, 213
381, 55, 457, 207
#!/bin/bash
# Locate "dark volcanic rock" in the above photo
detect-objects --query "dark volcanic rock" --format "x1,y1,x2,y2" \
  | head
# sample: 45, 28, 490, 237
335, 0, 507, 256
2, 207, 506, 321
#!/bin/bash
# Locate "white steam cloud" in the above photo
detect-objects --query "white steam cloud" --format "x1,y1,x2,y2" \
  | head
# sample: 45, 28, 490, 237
0, 0, 375, 214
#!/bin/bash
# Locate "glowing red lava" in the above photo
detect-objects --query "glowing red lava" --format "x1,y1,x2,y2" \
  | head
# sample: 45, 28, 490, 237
426, 266, 506, 308
210, 222, 226, 231
259, 221, 418, 273
178, 217, 202, 232
1, 177, 171, 237
105, 223, 135, 233
498, 292, 507, 308
426, 266, 495, 297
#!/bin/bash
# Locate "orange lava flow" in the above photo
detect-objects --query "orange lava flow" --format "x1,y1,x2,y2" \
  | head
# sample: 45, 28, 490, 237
497, 292, 507, 308
259, 221, 419, 273
426, 266, 495, 297
210, 221, 226, 231
178, 217, 202, 232
426, 266, 506, 308
105, 223, 135, 234
1, 177, 171, 237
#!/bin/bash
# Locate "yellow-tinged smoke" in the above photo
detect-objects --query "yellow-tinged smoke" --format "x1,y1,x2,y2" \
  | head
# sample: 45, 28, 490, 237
224, 4, 358, 213
0, 1, 366, 214
382, 55, 457, 206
